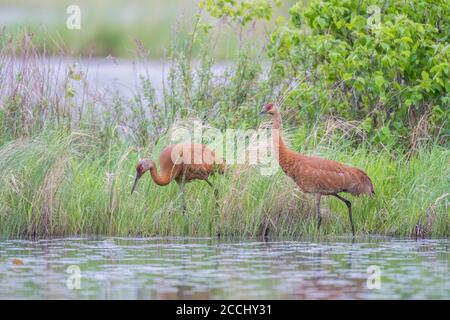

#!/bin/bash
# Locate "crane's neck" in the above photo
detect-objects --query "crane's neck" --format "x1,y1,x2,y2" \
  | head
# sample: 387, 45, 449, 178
149, 166, 171, 186
271, 112, 289, 160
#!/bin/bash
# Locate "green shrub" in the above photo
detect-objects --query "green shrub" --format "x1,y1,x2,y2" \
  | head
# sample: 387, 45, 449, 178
200, 0, 281, 26
268, 0, 449, 146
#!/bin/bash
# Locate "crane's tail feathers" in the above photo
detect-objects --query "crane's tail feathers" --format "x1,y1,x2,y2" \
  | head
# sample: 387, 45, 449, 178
370, 183, 375, 197
364, 173, 375, 197
352, 168, 375, 197
213, 162, 226, 175
361, 172, 375, 197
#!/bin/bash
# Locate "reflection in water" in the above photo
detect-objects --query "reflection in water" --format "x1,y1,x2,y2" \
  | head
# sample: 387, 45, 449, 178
0, 238, 449, 299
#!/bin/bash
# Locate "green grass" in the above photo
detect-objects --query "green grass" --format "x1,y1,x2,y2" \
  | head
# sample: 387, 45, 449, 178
0, 128, 448, 239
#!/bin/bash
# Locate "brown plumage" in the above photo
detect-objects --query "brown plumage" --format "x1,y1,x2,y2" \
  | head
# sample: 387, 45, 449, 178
259, 103, 374, 236
131, 143, 225, 212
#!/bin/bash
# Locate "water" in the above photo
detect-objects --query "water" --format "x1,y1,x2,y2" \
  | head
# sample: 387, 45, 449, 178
1, 237, 449, 299
1, 57, 230, 100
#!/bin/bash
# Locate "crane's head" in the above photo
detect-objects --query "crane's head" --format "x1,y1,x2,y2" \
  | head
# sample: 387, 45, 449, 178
259, 103, 278, 116
131, 159, 155, 194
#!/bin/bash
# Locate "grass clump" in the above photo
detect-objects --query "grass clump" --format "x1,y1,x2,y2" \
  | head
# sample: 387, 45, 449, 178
0, 128, 447, 238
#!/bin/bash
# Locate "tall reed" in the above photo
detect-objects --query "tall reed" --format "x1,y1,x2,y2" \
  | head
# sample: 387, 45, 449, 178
0, 128, 447, 238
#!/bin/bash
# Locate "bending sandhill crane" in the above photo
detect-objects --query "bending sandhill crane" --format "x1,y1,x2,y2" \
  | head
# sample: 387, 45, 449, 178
131, 143, 225, 212
259, 103, 374, 236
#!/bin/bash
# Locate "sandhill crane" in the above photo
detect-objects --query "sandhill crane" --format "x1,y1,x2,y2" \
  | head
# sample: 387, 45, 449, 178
131, 143, 225, 212
259, 103, 375, 237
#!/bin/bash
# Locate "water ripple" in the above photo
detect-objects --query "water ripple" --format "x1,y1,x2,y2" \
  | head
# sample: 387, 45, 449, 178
0, 238, 449, 299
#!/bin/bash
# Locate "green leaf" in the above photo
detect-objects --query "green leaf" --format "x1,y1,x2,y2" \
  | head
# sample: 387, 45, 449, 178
374, 75, 385, 88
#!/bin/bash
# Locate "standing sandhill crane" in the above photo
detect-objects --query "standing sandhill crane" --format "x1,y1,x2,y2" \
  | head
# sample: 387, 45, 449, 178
131, 143, 225, 212
259, 103, 375, 237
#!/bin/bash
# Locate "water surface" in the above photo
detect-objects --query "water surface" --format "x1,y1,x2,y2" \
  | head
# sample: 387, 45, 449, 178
0, 237, 449, 299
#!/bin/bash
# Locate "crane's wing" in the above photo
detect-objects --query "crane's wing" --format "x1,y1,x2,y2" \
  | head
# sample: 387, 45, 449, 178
296, 156, 374, 196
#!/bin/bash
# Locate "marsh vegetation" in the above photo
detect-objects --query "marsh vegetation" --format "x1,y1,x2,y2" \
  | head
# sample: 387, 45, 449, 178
0, 0, 448, 239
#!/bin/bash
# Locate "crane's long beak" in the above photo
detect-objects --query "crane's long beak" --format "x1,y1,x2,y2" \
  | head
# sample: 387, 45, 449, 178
131, 172, 142, 194
258, 111, 266, 117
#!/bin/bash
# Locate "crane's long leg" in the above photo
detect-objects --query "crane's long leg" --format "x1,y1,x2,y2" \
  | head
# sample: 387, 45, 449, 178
205, 179, 221, 237
178, 180, 187, 214
205, 179, 219, 209
333, 193, 355, 237
315, 193, 322, 231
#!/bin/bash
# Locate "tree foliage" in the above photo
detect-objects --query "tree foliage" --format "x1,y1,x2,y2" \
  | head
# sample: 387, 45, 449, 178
274, 0, 449, 144
204, 0, 450, 146
200, 0, 281, 26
